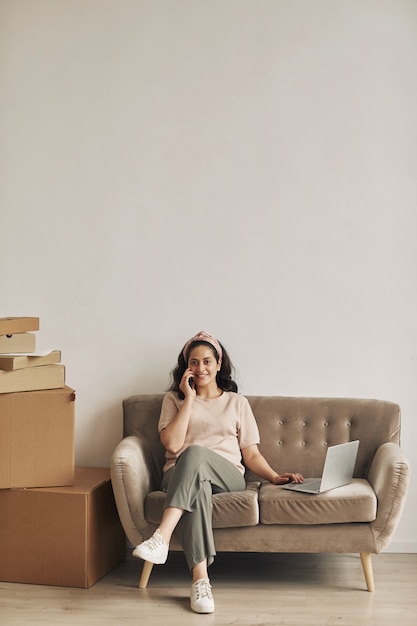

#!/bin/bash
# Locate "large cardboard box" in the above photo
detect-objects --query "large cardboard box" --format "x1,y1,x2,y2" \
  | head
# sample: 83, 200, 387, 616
0, 467, 126, 588
0, 386, 75, 489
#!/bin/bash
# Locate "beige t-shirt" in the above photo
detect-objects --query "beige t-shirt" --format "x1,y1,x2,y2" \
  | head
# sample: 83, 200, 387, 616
158, 391, 260, 475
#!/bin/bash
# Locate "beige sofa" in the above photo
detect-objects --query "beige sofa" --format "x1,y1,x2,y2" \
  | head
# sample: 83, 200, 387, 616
110, 394, 410, 591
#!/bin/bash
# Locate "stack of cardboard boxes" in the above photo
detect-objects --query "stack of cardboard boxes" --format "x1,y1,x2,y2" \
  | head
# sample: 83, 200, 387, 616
0, 316, 64, 395
0, 317, 125, 588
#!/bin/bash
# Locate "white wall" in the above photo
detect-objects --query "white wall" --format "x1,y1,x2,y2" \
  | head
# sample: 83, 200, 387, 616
1, 0, 416, 551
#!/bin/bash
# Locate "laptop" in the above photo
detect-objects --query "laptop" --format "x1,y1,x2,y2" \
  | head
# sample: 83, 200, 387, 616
280, 440, 360, 494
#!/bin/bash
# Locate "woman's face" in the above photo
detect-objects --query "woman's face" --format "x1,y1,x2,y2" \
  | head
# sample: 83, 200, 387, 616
187, 345, 221, 391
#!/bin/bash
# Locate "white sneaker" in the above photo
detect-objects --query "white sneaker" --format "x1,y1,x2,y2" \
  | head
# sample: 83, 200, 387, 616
132, 530, 168, 564
190, 578, 215, 614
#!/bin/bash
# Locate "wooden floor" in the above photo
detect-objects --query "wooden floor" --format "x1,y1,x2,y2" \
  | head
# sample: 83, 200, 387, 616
1, 552, 416, 625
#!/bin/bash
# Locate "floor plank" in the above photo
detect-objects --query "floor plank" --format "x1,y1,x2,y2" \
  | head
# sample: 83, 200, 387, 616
1, 552, 416, 625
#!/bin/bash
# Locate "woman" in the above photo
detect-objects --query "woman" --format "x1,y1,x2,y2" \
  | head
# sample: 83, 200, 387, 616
133, 331, 303, 614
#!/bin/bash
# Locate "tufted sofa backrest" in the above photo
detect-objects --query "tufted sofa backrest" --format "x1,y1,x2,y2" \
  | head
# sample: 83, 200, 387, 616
122, 394, 401, 487
245, 396, 400, 481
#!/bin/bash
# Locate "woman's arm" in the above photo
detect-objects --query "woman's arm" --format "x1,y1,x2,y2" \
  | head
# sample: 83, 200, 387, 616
241, 444, 304, 484
160, 369, 195, 454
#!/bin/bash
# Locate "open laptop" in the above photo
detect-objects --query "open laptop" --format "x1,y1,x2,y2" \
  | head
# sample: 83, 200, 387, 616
280, 440, 360, 494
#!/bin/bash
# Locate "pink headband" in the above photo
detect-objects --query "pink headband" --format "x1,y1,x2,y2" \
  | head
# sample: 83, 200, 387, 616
183, 331, 223, 362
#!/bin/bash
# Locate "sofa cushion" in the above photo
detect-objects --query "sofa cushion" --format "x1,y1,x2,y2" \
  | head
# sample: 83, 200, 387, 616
259, 479, 377, 525
144, 482, 260, 529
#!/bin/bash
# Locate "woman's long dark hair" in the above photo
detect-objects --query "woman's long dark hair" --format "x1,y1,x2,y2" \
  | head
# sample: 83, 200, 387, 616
168, 340, 238, 399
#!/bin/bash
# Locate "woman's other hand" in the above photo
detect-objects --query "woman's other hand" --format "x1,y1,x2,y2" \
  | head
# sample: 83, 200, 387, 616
272, 472, 304, 485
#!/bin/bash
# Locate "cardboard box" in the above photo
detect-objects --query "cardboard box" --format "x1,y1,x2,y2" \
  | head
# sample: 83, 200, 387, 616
0, 363, 65, 393
0, 350, 61, 371
0, 467, 126, 588
0, 386, 75, 489
0, 333, 36, 354
0, 317, 39, 335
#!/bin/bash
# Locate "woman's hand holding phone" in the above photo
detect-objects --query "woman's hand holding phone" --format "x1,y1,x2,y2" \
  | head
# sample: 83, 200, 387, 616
180, 369, 196, 398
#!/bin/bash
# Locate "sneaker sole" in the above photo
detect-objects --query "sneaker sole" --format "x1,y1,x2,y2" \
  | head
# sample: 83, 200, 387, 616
191, 603, 215, 614
132, 546, 167, 564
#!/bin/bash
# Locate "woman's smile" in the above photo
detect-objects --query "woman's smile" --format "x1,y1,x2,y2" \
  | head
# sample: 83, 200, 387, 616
194, 373, 209, 382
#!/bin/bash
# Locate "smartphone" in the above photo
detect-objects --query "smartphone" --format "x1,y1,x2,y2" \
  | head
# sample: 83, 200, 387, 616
188, 376, 194, 388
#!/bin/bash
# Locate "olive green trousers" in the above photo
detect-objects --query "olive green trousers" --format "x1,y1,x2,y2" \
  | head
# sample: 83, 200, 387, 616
161, 445, 246, 571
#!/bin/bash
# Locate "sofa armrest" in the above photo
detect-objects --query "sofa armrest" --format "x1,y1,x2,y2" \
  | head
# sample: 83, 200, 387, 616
367, 442, 410, 552
110, 435, 152, 547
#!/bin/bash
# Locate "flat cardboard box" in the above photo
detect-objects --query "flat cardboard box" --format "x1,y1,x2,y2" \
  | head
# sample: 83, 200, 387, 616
0, 363, 65, 393
0, 350, 61, 371
0, 333, 36, 353
0, 386, 75, 489
0, 467, 126, 588
0, 317, 39, 335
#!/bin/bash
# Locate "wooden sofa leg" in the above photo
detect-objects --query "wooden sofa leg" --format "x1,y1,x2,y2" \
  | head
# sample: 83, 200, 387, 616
360, 553, 375, 592
138, 561, 154, 589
